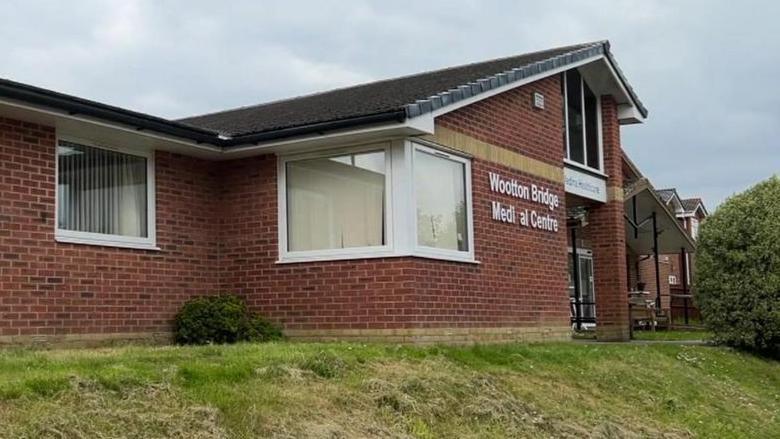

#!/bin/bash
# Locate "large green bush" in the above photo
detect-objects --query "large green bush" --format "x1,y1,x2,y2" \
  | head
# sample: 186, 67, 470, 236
696, 176, 780, 355
174, 295, 282, 345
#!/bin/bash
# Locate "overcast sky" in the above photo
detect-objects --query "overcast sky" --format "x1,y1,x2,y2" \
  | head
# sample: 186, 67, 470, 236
1, 1, 777, 208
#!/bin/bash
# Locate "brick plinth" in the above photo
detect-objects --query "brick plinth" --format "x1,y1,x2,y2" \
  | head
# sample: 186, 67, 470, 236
285, 325, 571, 344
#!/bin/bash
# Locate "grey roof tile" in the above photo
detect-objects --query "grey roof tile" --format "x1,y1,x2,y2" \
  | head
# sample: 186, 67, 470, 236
178, 40, 644, 139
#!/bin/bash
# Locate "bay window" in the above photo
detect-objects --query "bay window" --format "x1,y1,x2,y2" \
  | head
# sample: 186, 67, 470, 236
564, 69, 602, 171
56, 139, 156, 249
285, 149, 387, 252
414, 146, 470, 253
278, 141, 474, 263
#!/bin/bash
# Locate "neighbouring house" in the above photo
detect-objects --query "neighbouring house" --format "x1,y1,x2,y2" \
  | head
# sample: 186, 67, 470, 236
636, 188, 708, 325
0, 40, 695, 346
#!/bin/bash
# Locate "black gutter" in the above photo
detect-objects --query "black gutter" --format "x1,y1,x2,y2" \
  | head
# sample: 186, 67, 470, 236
0, 78, 409, 148
0, 78, 221, 145
221, 110, 407, 147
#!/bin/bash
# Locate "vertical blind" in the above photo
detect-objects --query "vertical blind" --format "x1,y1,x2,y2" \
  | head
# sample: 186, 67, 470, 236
57, 141, 148, 237
286, 150, 385, 251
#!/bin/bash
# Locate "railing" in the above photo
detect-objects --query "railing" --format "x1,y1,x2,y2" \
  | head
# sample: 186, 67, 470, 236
570, 299, 597, 329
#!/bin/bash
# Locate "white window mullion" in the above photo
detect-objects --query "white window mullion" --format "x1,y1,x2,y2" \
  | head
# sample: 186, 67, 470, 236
563, 72, 570, 161
597, 94, 604, 172
55, 138, 156, 250
581, 75, 588, 168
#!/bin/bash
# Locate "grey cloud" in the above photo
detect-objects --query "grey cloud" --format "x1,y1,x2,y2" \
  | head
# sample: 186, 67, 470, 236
1, 0, 777, 207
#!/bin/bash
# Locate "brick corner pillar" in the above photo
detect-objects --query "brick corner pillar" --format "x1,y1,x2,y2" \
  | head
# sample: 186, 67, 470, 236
590, 96, 629, 341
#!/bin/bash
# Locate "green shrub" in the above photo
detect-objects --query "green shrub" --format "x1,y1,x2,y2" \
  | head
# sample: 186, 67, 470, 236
696, 176, 780, 355
174, 295, 283, 345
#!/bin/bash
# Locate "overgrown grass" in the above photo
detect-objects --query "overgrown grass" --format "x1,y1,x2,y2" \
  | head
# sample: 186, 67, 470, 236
0, 342, 777, 438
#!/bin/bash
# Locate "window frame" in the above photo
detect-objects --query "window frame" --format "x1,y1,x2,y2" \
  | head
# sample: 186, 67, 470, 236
54, 136, 157, 250
277, 142, 395, 263
563, 70, 604, 173
690, 217, 699, 240
410, 142, 475, 263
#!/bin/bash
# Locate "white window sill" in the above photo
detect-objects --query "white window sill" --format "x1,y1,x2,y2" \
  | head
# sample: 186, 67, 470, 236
563, 159, 608, 178
277, 250, 479, 265
55, 234, 160, 251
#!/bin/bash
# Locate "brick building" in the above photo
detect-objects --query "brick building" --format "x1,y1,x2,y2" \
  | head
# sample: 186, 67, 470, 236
636, 189, 708, 324
0, 41, 694, 346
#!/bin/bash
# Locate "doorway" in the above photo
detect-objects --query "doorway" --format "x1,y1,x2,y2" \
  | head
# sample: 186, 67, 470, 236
568, 249, 596, 328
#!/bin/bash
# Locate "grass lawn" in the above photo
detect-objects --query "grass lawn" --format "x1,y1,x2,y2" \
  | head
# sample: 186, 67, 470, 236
632, 330, 712, 341
0, 342, 778, 438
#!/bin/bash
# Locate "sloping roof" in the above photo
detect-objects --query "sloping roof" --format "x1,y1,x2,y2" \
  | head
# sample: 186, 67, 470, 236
655, 189, 708, 216
0, 77, 221, 143
179, 40, 647, 139
655, 188, 679, 204
625, 179, 696, 254
681, 198, 707, 215
0, 40, 646, 148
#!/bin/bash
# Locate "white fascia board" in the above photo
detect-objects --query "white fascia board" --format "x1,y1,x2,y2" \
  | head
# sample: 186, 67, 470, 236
0, 97, 222, 154
424, 54, 644, 125
427, 54, 603, 120
0, 96, 435, 160
618, 104, 646, 124
222, 116, 434, 158
601, 58, 647, 124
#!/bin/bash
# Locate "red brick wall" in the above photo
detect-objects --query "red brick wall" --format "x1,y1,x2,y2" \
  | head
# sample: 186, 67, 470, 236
437, 76, 564, 166
215, 154, 419, 331
1, 74, 578, 342
408, 159, 569, 329
218, 76, 570, 333
0, 117, 221, 340
584, 96, 630, 340
416, 76, 569, 328
638, 255, 671, 311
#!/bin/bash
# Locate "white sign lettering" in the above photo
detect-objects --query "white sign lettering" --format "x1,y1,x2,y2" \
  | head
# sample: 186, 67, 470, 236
488, 172, 559, 233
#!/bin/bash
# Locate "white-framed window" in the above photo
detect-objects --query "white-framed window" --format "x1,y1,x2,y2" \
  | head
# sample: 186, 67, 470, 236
55, 138, 157, 250
412, 143, 474, 261
690, 217, 699, 239
278, 143, 394, 262
277, 140, 475, 264
563, 69, 603, 172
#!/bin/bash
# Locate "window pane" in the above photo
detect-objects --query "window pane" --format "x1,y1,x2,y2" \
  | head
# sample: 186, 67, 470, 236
415, 149, 468, 252
566, 70, 584, 164
57, 141, 148, 237
584, 80, 600, 169
286, 150, 385, 251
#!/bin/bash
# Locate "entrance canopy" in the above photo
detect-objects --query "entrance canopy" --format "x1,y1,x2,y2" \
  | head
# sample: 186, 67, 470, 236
624, 178, 695, 254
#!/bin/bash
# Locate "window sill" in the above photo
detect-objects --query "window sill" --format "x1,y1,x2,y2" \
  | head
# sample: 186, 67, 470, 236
563, 159, 608, 178
277, 251, 480, 265
55, 234, 160, 251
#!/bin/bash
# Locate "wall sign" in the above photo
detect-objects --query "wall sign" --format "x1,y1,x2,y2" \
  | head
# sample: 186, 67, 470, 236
564, 167, 607, 202
488, 172, 560, 233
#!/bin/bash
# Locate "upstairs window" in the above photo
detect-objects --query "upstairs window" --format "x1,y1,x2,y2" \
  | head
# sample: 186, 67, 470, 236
56, 140, 156, 249
564, 69, 602, 171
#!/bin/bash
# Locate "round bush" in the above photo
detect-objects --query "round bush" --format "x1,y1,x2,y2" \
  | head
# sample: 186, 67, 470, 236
174, 295, 282, 345
696, 176, 780, 355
